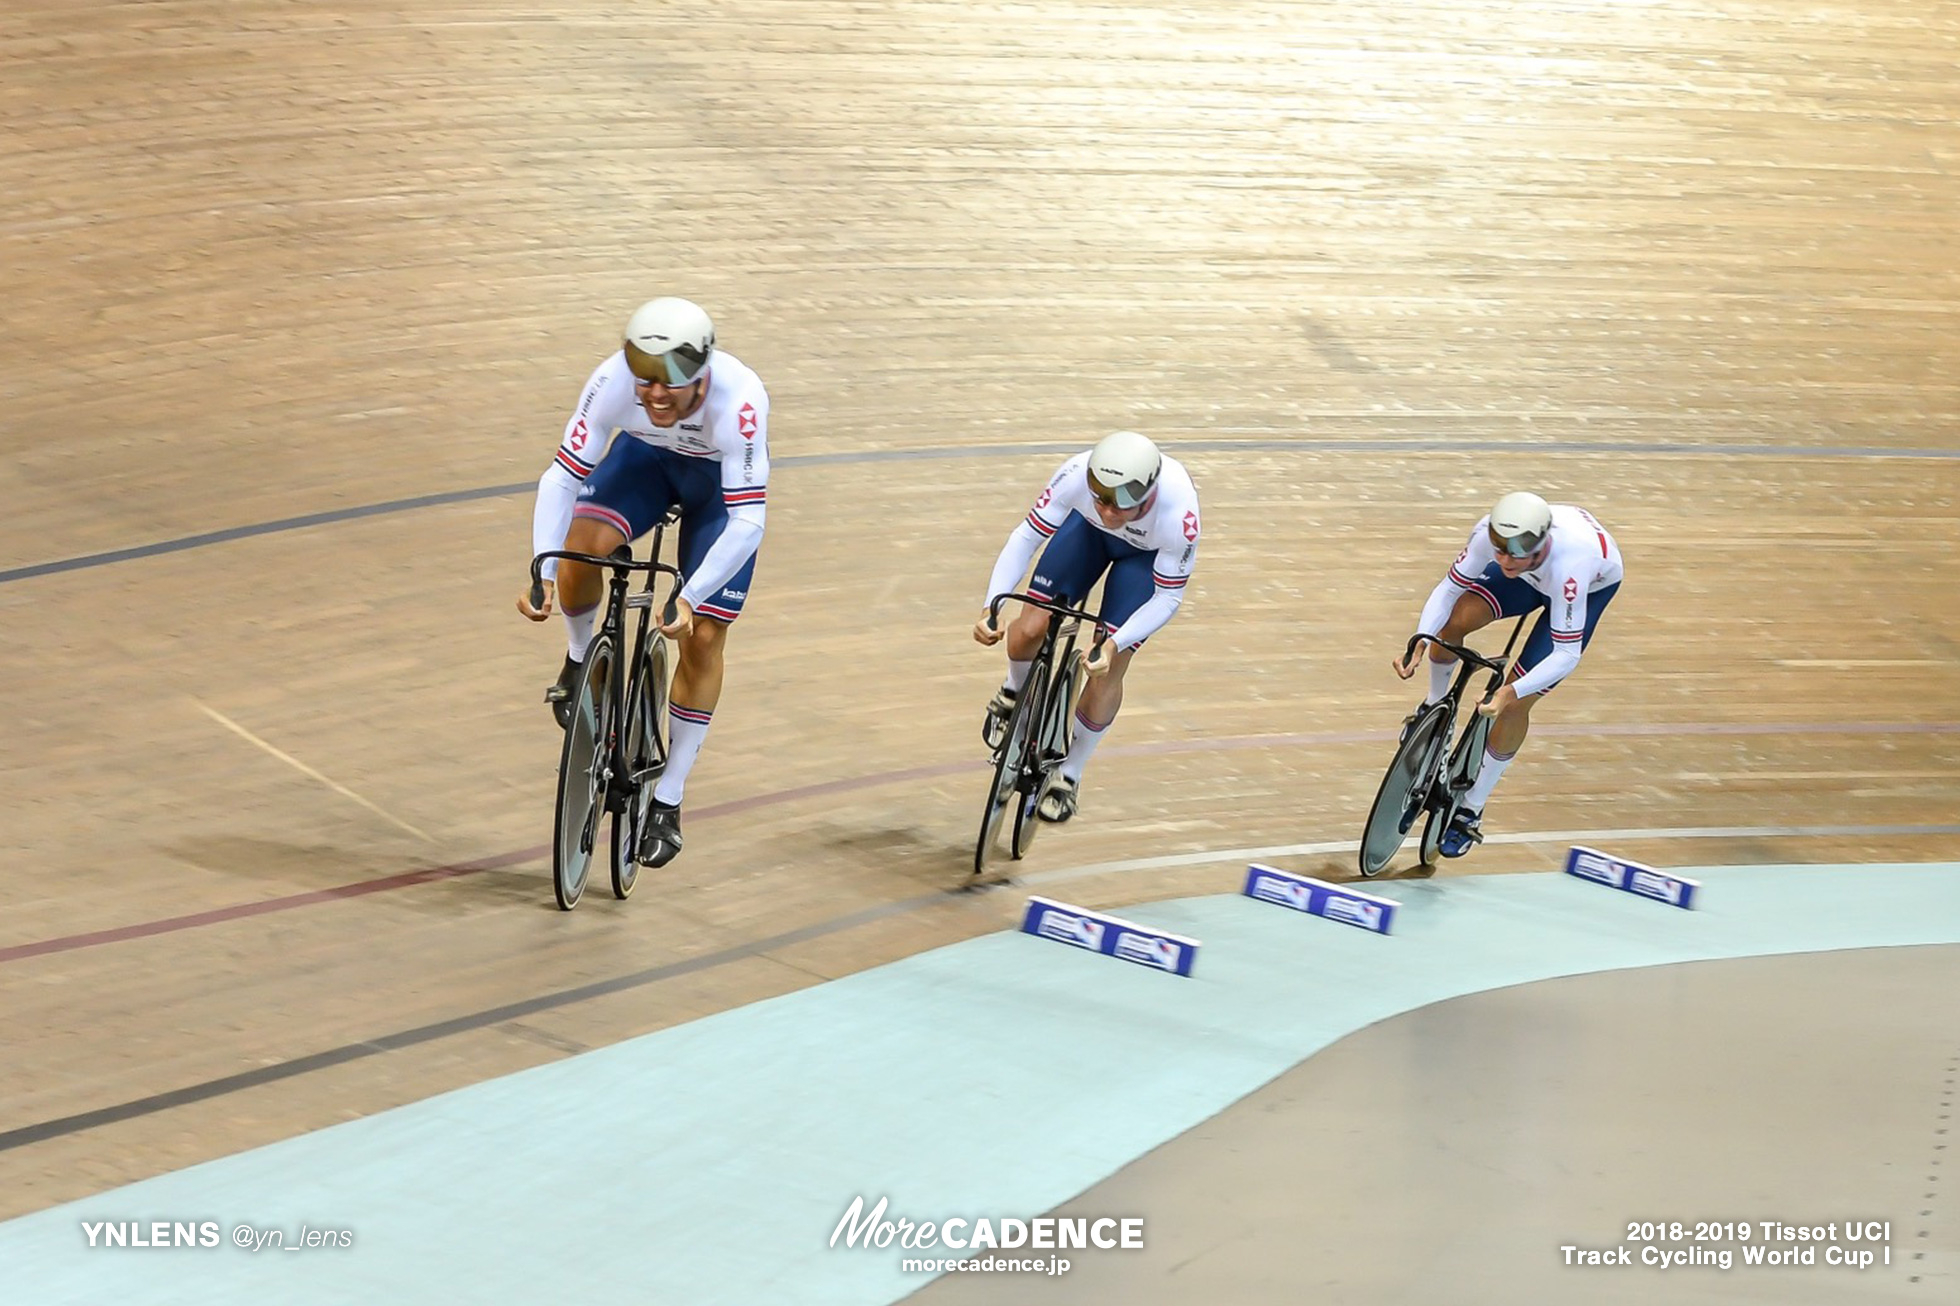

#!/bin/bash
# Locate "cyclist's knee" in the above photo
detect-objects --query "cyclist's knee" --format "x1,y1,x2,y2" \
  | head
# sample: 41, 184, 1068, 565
1006, 608, 1049, 657
680, 616, 728, 664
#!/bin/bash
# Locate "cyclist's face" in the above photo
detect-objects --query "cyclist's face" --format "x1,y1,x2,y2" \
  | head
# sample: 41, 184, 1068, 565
634, 374, 707, 427
1091, 495, 1145, 528
1494, 542, 1547, 577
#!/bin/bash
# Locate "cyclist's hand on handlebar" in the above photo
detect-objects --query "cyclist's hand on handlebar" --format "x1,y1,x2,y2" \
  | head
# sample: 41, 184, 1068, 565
1477, 683, 1518, 718
517, 578, 557, 621
1082, 638, 1117, 678
1390, 637, 1430, 680
661, 596, 696, 639
973, 612, 1004, 646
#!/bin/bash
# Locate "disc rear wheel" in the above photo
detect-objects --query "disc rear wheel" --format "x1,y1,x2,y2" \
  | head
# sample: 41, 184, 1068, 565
1359, 703, 1450, 878
1013, 657, 1079, 859
611, 635, 670, 899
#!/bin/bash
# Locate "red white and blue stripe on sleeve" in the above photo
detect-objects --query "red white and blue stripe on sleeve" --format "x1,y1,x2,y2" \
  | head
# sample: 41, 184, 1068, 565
1152, 567, 1189, 591
1025, 509, 1060, 538
555, 446, 596, 480
723, 484, 767, 509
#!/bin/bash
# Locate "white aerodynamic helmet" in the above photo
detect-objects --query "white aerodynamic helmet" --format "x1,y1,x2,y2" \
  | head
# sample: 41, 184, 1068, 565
623, 297, 715, 386
1085, 430, 1163, 510
1487, 491, 1553, 557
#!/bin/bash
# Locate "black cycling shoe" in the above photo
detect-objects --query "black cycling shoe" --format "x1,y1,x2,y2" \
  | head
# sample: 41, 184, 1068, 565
639, 800, 684, 868
544, 654, 583, 729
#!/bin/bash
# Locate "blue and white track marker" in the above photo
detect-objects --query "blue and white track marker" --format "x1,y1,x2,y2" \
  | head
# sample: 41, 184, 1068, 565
1240, 865, 1396, 935
1564, 845, 1700, 909
1020, 896, 1199, 976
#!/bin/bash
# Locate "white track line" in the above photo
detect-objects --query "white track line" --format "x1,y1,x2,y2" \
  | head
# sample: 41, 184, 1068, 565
191, 698, 435, 844
1019, 823, 1960, 889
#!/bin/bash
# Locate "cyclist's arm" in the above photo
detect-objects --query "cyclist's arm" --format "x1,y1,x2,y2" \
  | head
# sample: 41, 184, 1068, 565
532, 464, 583, 584
1414, 575, 1463, 640
533, 362, 621, 582
1108, 540, 1196, 651
680, 507, 764, 610
982, 520, 1046, 617
1511, 642, 1580, 698
680, 391, 771, 609
1510, 576, 1588, 698
1108, 589, 1182, 651
1415, 522, 1496, 637
982, 464, 1077, 616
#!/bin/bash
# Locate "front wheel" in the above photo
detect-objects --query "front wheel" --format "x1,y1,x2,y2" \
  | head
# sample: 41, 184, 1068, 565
553, 635, 615, 910
1359, 702, 1451, 878
975, 661, 1048, 876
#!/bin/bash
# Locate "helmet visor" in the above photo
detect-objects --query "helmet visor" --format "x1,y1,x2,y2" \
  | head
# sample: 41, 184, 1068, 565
625, 338, 711, 387
1488, 524, 1547, 558
1088, 469, 1154, 511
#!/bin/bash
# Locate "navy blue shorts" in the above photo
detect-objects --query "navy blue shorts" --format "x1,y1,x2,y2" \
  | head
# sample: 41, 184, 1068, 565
571, 438, 757, 622
1463, 566, 1620, 691
1027, 514, 1156, 639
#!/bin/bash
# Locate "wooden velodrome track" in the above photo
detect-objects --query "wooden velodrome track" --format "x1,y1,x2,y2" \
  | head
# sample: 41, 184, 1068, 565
3, 0, 1957, 1224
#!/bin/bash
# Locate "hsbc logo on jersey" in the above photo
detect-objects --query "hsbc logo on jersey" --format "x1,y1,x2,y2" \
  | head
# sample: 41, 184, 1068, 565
1182, 512, 1198, 542
738, 403, 757, 440
1563, 578, 1578, 602
1035, 488, 1053, 510
569, 419, 589, 452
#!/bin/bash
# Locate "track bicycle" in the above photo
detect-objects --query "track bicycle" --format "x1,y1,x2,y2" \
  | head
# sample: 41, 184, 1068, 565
528, 513, 682, 910
1358, 616, 1529, 877
973, 591, 1108, 876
